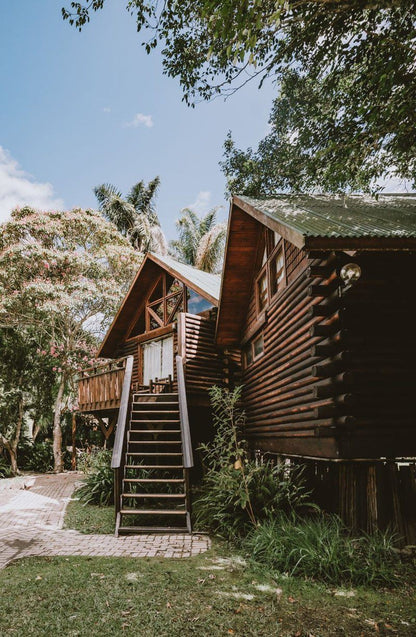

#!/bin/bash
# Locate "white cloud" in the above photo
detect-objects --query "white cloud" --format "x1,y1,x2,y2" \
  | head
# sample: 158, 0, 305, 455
124, 113, 154, 128
0, 146, 64, 223
187, 190, 212, 213
102, 106, 111, 113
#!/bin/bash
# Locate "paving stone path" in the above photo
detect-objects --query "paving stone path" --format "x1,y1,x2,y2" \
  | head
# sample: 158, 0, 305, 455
0, 473, 210, 569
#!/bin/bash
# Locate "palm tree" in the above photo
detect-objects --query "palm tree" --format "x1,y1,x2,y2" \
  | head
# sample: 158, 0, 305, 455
170, 207, 226, 273
94, 177, 167, 254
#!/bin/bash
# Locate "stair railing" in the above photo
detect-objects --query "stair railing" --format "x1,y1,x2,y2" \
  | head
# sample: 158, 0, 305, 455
111, 355, 134, 528
176, 355, 194, 469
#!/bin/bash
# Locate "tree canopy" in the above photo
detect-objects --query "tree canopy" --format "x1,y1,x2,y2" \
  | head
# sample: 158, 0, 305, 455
0, 206, 142, 471
63, 1, 416, 192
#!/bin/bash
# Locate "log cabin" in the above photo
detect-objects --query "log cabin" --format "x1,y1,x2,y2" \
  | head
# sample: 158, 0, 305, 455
216, 194, 416, 538
78, 194, 416, 538
77, 252, 228, 534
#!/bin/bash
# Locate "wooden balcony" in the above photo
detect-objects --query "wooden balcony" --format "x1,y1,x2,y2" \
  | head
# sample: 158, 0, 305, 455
77, 358, 128, 413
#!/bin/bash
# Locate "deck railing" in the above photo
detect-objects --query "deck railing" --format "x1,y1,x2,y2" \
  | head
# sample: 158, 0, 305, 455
77, 358, 127, 412
176, 355, 194, 469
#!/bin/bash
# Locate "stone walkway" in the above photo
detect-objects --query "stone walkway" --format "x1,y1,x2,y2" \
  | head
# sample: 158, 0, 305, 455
0, 473, 210, 569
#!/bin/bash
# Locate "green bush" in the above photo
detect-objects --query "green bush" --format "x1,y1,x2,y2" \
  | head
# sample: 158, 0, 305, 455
20, 441, 72, 473
76, 450, 114, 506
194, 386, 313, 539
243, 514, 402, 587
0, 455, 11, 478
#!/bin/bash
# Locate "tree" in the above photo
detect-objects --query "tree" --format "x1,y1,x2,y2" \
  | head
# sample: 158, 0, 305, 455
0, 207, 142, 472
63, 1, 416, 191
170, 208, 226, 273
0, 328, 54, 475
94, 177, 167, 253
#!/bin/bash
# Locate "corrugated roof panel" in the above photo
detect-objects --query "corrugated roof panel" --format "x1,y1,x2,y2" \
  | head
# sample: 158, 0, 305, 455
150, 253, 221, 302
239, 194, 416, 239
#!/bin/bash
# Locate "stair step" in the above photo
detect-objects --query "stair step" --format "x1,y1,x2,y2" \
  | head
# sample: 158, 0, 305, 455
132, 400, 179, 407
133, 405, 179, 414
128, 440, 182, 445
129, 429, 181, 434
126, 451, 182, 456
130, 418, 180, 425
120, 509, 187, 515
124, 478, 185, 483
122, 493, 186, 498
118, 526, 188, 534
124, 465, 184, 470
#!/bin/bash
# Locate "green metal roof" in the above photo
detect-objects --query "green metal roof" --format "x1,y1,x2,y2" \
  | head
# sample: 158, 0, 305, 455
237, 194, 416, 243
150, 253, 221, 303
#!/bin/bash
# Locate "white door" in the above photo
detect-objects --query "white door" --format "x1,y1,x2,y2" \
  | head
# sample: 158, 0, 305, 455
142, 336, 174, 385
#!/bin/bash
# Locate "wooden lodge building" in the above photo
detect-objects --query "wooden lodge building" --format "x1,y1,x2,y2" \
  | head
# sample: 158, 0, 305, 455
78, 194, 416, 537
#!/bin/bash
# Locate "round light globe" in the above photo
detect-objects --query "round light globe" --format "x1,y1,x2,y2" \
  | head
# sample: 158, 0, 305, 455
340, 262, 362, 284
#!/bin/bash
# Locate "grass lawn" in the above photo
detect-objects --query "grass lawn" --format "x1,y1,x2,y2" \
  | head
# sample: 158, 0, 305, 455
64, 498, 115, 534
1, 546, 415, 636
41, 500, 415, 636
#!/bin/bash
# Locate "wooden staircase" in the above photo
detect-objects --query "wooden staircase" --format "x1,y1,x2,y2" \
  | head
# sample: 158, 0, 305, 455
116, 391, 192, 535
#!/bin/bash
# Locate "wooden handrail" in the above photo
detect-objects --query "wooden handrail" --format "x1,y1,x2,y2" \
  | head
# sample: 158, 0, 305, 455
78, 357, 126, 379
111, 355, 134, 470
176, 355, 194, 469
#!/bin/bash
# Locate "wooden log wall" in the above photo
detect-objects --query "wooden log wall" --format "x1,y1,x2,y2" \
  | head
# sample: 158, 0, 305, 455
334, 252, 416, 457
182, 313, 226, 395
241, 247, 416, 459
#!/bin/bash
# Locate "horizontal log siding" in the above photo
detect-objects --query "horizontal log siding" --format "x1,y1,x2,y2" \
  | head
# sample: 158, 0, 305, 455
117, 337, 140, 386
336, 252, 416, 458
285, 241, 308, 283
183, 313, 225, 394
241, 249, 416, 459
241, 253, 343, 458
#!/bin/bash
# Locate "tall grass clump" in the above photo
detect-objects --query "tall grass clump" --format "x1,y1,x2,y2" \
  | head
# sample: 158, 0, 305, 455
244, 514, 402, 587
76, 450, 114, 506
194, 386, 313, 539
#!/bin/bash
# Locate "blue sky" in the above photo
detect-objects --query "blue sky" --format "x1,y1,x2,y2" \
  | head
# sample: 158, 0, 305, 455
0, 0, 276, 238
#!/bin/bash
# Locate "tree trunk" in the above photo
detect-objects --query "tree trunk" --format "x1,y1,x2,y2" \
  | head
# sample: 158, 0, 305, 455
9, 448, 18, 476
53, 375, 66, 473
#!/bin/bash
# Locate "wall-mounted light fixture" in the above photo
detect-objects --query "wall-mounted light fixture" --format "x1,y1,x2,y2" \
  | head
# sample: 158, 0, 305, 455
340, 262, 362, 285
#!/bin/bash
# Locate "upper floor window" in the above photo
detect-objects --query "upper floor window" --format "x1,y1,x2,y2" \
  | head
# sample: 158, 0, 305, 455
257, 269, 268, 312
270, 249, 285, 297
255, 230, 286, 315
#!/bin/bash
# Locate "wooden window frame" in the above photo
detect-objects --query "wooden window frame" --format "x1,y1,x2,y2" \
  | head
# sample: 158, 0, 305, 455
255, 230, 287, 316
269, 243, 286, 300
243, 331, 265, 369
145, 273, 187, 332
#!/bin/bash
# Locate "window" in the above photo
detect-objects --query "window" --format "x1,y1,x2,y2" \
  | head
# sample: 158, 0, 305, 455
257, 270, 268, 312
244, 332, 264, 368
187, 287, 213, 314
270, 249, 285, 296
142, 336, 173, 384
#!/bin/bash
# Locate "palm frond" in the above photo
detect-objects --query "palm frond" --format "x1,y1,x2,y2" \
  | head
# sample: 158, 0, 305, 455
149, 225, 168, 256
195, 223, 227, 273
94, 183, 122, 210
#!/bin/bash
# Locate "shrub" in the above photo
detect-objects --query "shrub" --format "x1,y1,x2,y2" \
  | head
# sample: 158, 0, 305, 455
20, 441, 72, 473
0, 455, 11, 478
76, 450, 114, 506
243, 514, 402, 587
194, 386, 313, 539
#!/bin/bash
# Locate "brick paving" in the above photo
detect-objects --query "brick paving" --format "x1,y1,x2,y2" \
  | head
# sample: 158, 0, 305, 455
0, 473, 210, 569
